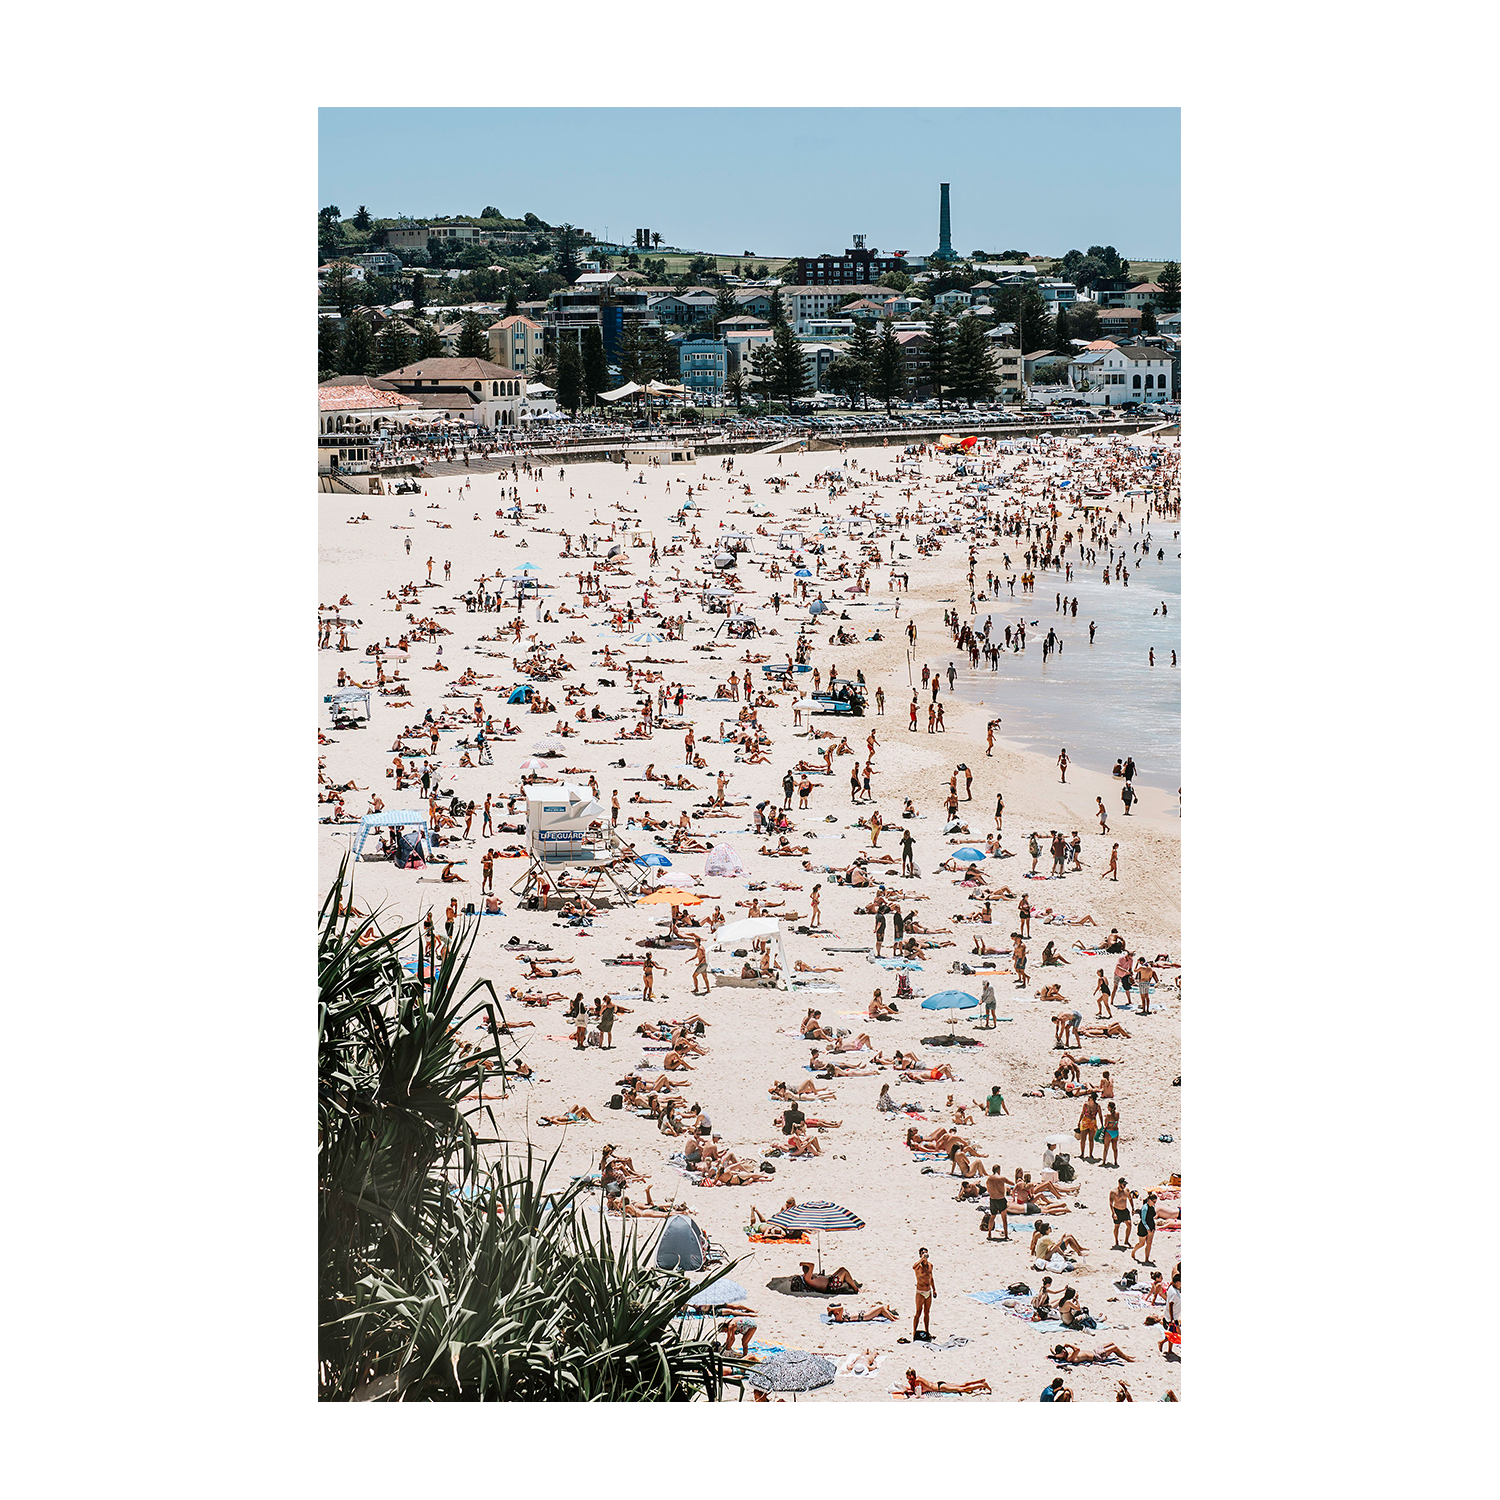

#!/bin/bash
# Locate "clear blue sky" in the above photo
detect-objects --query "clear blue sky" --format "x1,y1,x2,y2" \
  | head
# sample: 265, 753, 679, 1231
319, 108, 1180, 260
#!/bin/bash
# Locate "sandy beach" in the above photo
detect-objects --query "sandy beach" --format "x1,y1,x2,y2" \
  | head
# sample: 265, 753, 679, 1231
318, 433, 1182, 1401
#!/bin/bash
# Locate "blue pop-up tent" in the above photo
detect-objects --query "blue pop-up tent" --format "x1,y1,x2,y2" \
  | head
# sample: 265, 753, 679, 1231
353, 811, 431, 861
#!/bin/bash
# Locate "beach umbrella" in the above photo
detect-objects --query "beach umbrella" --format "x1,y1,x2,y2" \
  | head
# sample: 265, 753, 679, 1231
744, 1352, 837, 1398
794, 568, 813, 578
516, 757, 550, 773
952, 847, 987, 861
514, 561, 540, 571
628, 632, 665, 644
683, 1276, 749, 1308
636, 888, 702, 905
921, 990, 980, 1010
768, 1200, 864, 1233
635, 853, 673, 867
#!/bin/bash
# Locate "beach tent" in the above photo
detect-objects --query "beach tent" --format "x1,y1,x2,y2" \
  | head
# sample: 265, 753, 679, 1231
655, 1214, 711, 1271
508, 685, 534, 704
353, 810, 431, 861
324, 688, 371, 724
702, 843, 747, 878
709, 916, 789, 990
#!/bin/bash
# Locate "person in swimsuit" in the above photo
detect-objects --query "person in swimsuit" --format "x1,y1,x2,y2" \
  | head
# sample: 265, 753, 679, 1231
912, 1248, 936, 1341
1076, 1093, 1102, 1162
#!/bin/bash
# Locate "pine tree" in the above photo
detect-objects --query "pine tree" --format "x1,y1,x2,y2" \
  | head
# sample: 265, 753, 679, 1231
377, 321, 414, 373
925, 308, 956, 409
872, 319, 908, 415
1068, 300, 1101, 342
1156, 262, 1181, 313
318, 318, 342, 381
339, 315, 378, 376
617, 320, 645, 384
415, 325, 444, 360
504, 287, 518, 317
768, 289, 787, 326
1140, 304, 1159, 336
847, 320, 878, 411
456, 313, 488, 359
749, 343, 776, 403
1054, 305, 1071, 347
712, 284, 738, 337
556, 342, 583, 413
770, 322, 809, 402
410, 273, 428, 314
581, 326, 610, 404
950, 316, 999, 406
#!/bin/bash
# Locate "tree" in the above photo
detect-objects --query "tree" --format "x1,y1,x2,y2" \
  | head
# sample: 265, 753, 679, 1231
878, 269, 911, 292
767, 288, 787, 327
651, 231, 662, 248
377, 321, 414, 373
725, 372, 747, 407
846, 319, 878, 410
1140, 304, 1159, 335
318, 204, 342, 223
410, 272, 428, 313
823, 355, 865, 407
994, 284, 1053, 353
352, 205, 371, 231
581, 326, 610, 404
416, 326, 444, 361
1068, 300, 1102, 342
872, 319, 908, 415
555, 341, 583, 413
712, 284, 738, 336
480, 205, 502, 220
1054, 305, 1071, 347
456, 313, 488, 359
617, 319, 645, 384
318, 318, 343, 381
749, 342, 777, 402
339, 314, 378, 377
1156, 262, 1181, 313
555, 224, 580, 278
925, 308, 956, 409
533, 343, 556, 387
950, 316, 1000, 406
323, 260, 358, 317
503, 285, 518, 317
769, 322, 809, 402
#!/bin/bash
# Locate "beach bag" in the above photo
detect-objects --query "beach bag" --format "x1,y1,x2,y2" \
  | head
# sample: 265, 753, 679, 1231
607, 1094, 623, 1110
980, 1213, 996, 1232
1008, 1282, 1032, 1296
1053, 1157, 1076, 1183
1094, 1127, 1107, 1143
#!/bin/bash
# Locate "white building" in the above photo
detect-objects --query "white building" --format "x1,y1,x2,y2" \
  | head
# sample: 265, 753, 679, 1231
375, 357, 527, 429
777, 285, 890, 334
1066, 343, 1174, 405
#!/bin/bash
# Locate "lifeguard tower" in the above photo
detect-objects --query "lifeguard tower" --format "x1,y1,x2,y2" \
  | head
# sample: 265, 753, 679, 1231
511, 785, 645, 907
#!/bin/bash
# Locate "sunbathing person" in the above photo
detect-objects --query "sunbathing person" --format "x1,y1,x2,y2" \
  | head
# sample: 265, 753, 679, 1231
1079, 1021, 1132, 1038
901, 1063, 959, 1083
947, 1144, 987, 1179
831, 1032, 873, 1053
798, 1263, 860, 1294
795, 960, 844, 973
1051, 1343, 1135, 1364
810, 1053, 879, 1077
783, 1132, 822, 1157
827, 1302, 899, 1322
971, 935, 1006, 956
537, 1104, 600, 1126
770, 1079, 837, 1101
525, 959, 582, 978
902, 1369, 992, 1397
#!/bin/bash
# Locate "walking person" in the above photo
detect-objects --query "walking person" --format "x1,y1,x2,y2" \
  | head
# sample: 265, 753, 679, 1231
1057, 748, 1069, 783
1101, 844, 1119, 882
1096, 797, 1108, 835
1132, 1193, 1158, 1267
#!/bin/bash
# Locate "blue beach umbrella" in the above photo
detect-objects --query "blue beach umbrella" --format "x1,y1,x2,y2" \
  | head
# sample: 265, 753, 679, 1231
683, 1276, 749, 1308
794, 568, 813, 578
635, 853, 673, 867
920, 990, 980, 1011
952, 847, 986, 862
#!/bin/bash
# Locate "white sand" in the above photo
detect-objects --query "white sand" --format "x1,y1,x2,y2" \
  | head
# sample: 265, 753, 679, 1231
318, 437, 1181, 1401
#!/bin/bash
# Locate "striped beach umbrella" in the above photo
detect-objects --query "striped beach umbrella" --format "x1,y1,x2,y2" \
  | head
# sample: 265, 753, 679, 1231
767, 1200, 864, 1233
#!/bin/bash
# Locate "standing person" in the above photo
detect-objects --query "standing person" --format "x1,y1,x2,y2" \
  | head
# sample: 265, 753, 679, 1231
1133, 1192, 1158, 1267
1018, 894, 1032, 939
599, 999, 616, 1051
1101, 1102, 1121, 1167
874, 902, 887, 958
875, 685, 886, 715
1076, 1092, 1102, 1164
444, 898, 458, 939
1123, 755, 1137, 782
687, 936, 710, 996
810, 884, 822, 928
1094, 968, 1113, 1019
1029, 832, 1042, 874
641, 952, 658, 1001
1121, 781, 1137, 816
783, 769, 795, 809
994, 791, 1004, 832
1109, 1178, 1136, 1252
1012, 933, 1028, 989
611, 789, 620, 827
481, 849, 495, 893
947, 662, 957, 692
1057, 748, 1069, 783
900, 826, 916, 877
985, 1165, 1011, 1241
1101, 844, 1120, 882
962, 764, 973, 800
981, 977, 997, 1028
909, 694, 919, 732
912, 1248, 937, 1342
482, 793, 494, 837
1111, 950, 1136, 1002
850, 763, 862, 803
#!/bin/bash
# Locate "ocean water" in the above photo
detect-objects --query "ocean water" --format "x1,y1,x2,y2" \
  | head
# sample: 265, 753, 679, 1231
941, 520, 1181, 791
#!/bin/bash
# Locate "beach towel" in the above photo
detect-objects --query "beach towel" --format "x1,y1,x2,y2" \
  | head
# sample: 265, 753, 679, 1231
966, 1290, 1016, 1306
909, 1152, 948, 1162
836, 1350, 888, 1378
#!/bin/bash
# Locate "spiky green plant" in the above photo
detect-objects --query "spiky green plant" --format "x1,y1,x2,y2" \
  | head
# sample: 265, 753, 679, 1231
318, 861, 737, 1400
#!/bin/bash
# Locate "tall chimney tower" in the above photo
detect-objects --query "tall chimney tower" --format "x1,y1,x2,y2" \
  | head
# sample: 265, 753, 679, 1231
935, 182, 955, 262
